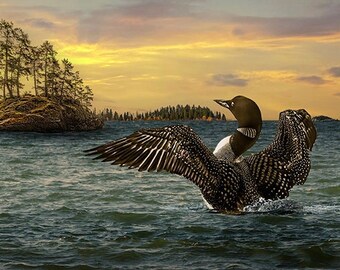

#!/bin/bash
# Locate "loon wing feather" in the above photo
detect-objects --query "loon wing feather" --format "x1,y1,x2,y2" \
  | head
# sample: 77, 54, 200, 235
245, 112, 316, 200
245, 154, 294, 199
85, 125, 223, 190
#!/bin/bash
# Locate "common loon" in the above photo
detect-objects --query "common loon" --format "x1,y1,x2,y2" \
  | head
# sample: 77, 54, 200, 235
85, 96, 316, 212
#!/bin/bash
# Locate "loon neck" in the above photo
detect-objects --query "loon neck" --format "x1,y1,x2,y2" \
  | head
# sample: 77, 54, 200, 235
230, 123, 262, 157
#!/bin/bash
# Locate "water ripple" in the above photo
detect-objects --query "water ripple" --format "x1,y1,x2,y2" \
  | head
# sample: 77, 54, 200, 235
0, 121, 339, 269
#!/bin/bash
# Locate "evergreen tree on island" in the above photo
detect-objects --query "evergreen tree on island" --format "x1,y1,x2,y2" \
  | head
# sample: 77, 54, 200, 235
0, 19, 93, 109
100, 105, 226, 121
0, 19, 102, 132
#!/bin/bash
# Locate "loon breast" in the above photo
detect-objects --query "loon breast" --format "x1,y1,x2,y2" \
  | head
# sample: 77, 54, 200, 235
213, 135, 235, 161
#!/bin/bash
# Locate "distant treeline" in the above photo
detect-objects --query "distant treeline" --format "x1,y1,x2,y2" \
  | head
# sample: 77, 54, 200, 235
0, 20, 93, 108
98, 105, 226, 121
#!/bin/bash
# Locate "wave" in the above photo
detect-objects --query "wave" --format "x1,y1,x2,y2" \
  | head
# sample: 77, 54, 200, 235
243, 198, 339, 217
243, 198, 303, 214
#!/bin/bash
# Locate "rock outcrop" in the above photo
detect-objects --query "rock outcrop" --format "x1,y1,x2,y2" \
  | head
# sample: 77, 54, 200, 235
312, 115, 338, 121
0, 95, 104, 132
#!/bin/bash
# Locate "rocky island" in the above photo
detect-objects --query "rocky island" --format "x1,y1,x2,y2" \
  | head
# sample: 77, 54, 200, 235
0, 96, 103, 132
0, 20, 103, 132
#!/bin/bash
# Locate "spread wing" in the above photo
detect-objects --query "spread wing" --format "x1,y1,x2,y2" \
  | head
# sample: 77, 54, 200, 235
245, 153, 299, 200
85, 125, 243, 211
86, 125, 221, 189
245, 112, 316, 200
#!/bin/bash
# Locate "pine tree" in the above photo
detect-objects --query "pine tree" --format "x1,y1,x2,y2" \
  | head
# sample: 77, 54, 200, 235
49, 58, 61, 97
114, 111, 119, 120
59, 58, 74, 98
13, 28, 31, 97
0, 20, 15, 98
82, 85, 93, 109
30, 46, 42, 96
39, 41, 58, 97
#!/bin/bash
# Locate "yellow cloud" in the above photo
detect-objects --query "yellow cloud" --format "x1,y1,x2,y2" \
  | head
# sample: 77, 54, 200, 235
239, 70, 297, 81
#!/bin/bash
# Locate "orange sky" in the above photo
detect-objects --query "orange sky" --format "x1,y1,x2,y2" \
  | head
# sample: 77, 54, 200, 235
1, 0, 340, 119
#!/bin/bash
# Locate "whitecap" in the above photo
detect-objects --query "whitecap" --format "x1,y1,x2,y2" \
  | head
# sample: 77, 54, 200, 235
303, 204, 339, 215
243, 198, 303, 214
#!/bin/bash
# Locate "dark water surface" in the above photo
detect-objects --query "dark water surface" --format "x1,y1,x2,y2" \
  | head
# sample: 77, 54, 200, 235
0, 120, 339, 269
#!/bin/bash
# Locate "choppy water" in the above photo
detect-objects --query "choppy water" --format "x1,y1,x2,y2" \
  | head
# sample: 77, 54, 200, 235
0, 120, 339, 269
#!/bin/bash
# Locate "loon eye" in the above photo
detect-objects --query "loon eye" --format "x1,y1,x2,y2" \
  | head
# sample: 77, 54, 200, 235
231, 101, 234, 107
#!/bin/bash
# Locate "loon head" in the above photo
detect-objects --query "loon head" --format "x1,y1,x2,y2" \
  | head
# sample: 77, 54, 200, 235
214, 95, 262, 157
280, 109, 317, 150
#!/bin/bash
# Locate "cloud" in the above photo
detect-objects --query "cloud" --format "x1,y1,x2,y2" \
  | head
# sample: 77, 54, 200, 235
231, 15, 340, 38
77, 0, 205, 44
74, 0, 340, 45
296, 75, 329, 85
3, 0, 340, 47
328, 66, 340, 77
208, 74, 248, 87
114, 0, 197, 19
228, 3, 340, 39
22, 18, 56, 29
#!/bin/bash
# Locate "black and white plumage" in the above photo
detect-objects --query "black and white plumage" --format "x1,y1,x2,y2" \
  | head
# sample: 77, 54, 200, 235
86, 125, 244, 211
85, 97, 316, 213
213, 96, 262, 161
245, 109, 317, 200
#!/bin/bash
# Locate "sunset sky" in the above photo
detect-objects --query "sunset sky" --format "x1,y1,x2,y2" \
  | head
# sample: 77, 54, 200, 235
1, 0, 340, 119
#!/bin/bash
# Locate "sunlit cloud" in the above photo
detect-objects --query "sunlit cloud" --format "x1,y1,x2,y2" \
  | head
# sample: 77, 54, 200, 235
239, 70, 297, 81
72, 0, 340, 46
296, 75, 330, 85
227, 7, 340, 39
328, 66, 340, 77
208, 74, 248, 87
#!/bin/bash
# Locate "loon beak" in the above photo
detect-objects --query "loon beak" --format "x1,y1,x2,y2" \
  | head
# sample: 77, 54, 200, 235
214, 99, 232, 109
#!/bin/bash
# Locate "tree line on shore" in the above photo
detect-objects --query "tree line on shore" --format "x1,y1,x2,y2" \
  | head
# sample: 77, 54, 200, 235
0, 19, 93, 108
98, 105, 226, 121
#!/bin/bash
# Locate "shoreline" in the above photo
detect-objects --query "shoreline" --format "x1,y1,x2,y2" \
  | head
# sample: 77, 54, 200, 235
0, 95, 104, 132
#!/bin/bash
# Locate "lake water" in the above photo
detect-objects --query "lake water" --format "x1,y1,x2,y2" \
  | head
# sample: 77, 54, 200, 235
0, 120, 339, 269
